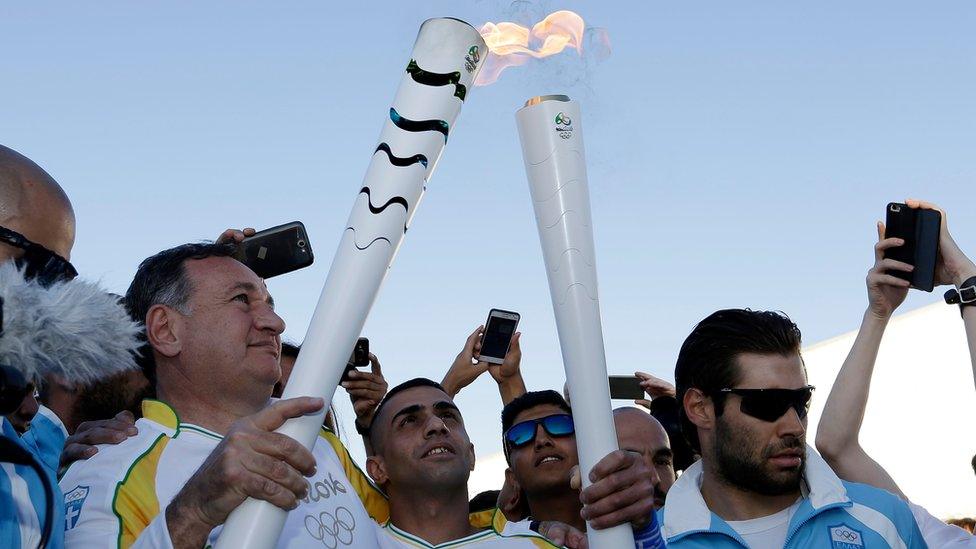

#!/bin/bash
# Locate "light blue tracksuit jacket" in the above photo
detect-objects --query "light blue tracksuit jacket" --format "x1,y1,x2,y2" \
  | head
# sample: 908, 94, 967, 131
658, 446, 926, 548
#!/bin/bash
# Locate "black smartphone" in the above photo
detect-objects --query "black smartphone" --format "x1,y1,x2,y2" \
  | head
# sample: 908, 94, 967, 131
884, 203, 941, 292
341, 337, 369, 382
480, 309, 520, 365
234, 221, 314, 279
608, 375, 645, 400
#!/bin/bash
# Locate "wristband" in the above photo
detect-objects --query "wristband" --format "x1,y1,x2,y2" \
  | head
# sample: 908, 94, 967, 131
944, 276, 976, 316
633, 510, 666, 549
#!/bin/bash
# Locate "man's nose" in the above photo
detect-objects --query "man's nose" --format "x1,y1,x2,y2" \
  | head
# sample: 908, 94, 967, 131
777, 407, 806, 438
255, 303, 286, 334
533, 424, 554, 449
425, 414, 449, 437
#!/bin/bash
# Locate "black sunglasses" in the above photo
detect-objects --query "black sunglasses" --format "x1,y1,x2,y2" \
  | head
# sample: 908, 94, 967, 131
0, 225, 77, 286
717, 385, 815, 422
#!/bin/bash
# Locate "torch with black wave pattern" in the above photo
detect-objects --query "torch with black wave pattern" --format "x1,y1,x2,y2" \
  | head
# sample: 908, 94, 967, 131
215, 17, 486, 549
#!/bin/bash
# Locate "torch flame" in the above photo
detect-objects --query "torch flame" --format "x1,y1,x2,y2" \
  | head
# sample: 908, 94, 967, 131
476, 10, 588, 86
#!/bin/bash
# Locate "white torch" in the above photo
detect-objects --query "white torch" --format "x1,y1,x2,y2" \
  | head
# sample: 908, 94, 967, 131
516, 95, 633, 548
217, 18, 486, 549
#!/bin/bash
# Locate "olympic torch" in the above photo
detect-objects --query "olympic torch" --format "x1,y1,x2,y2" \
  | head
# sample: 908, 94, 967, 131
516, 95, 633, 548
217, 18, 486, 549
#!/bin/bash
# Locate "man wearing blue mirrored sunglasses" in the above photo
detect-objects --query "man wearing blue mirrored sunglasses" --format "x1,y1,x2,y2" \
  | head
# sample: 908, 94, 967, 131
500, 390, 666, 546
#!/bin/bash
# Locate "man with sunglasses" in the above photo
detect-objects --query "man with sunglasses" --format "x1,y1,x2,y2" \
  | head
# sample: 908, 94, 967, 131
662, 308, 925, 548
499, 390, 665, 546
1, 143, 78, 549
364, 378, 567, 547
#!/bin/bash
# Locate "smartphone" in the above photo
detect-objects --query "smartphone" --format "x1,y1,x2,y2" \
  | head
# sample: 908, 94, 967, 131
884, 203, 940, 292
341, 337, 369, 382
608, 375, 645, 400
479, 309, 520, 365
234, 221, 314, 279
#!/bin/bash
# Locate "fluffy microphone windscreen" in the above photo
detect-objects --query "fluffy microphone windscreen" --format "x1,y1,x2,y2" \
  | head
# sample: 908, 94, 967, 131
0, 262, 141, 385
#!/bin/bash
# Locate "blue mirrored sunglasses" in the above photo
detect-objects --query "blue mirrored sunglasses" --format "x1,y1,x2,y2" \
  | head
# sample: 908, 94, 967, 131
504, 413, 574, 449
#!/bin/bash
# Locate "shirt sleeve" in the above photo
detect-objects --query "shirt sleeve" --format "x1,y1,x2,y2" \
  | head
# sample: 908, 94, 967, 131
908, 501, 975, 547
129, 512, 175, 549
319, 429, 390, 524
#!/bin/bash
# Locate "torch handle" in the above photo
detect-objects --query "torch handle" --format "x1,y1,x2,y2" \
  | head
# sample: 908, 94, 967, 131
516, 98, 635, 548
216, 18, 486, 549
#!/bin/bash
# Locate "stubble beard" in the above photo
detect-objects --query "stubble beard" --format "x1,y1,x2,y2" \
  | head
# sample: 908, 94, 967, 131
713, 417, 804, 496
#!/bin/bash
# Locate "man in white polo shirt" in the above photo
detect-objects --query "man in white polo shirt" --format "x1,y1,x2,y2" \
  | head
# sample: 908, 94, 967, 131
60, 243, 389, 548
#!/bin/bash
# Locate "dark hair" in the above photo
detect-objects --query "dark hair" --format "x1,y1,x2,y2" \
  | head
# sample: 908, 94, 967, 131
674, 309, 802, 453
468, 490, 501, 513
367, 377, 447, 450
124, 242, 238, 386
500, 390, 572, 465
281, 342, 301, 359
501, 390, 572, 435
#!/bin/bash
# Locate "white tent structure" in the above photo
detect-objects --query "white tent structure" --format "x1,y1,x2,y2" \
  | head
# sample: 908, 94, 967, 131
805, 302, 975, 519
468, 302, 976, 520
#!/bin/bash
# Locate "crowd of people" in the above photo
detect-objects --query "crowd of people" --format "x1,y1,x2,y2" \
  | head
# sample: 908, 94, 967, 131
0, 140, 974, 548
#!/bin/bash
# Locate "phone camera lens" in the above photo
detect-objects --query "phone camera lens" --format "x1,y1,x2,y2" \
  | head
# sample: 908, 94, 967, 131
891, 205, 901, 212
297, 239, 306, 248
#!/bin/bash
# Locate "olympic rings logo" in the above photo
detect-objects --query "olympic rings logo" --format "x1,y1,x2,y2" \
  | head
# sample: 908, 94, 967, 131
838, 530, 859, 541
304, 507, 356, 548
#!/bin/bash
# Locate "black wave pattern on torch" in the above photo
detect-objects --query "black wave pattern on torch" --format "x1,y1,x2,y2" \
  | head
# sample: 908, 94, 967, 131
345, 186, 411, 250
374, 143, 428, 172
405, 59, 467, 101
389, 107, 450, 143
343, 227, 391, 251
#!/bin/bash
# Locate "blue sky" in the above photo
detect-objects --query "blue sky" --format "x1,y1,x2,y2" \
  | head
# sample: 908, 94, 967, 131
2, 1, 974, 462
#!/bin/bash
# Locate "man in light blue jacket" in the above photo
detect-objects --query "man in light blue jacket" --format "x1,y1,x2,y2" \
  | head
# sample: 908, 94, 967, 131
659, 309, 926, 548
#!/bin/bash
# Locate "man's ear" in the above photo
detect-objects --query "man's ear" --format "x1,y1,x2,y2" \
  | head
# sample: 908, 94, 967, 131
503, 468, 521, 496
146, 304, 181, 358
366, 455, 388, 486
466, 442, 476, 472
500, 468, 524, 520
684, 387, 715, 433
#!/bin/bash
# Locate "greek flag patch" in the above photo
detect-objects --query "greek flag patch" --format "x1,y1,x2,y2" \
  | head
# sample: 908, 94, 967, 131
829, 524, 865, 549
64, 485, 90, 530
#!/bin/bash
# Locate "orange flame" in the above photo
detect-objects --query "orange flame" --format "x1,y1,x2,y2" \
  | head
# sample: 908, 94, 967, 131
476, 10, 587, 86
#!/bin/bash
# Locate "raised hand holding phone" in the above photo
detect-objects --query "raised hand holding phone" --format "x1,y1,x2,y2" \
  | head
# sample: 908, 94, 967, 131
883, 202, 940, 291
231, 221, 314, 279
869, 221, 912, 320
479, 309, 520, 364
441, 315, 525, 403
905, 199, 976, 287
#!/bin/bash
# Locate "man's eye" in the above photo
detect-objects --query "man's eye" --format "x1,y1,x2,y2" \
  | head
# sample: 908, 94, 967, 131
233, 294, 249, 304
399, 416, 415, 427
656, 458, 673, 467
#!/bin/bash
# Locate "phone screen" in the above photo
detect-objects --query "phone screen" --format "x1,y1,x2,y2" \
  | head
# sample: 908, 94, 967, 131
608, 376, 645, 400
481, 314, 518, 360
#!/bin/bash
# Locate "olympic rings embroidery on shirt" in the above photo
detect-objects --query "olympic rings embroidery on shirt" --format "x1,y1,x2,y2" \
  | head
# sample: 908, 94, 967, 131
304, 506, 356, 548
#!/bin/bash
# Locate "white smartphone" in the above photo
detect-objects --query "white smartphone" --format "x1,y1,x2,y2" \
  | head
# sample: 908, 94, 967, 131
479, 309, 520, 365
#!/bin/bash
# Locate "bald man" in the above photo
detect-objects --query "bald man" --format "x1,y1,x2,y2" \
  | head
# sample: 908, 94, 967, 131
613, 407, 676, 510
0, 143, 77, 548
0, 144, 75, 266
